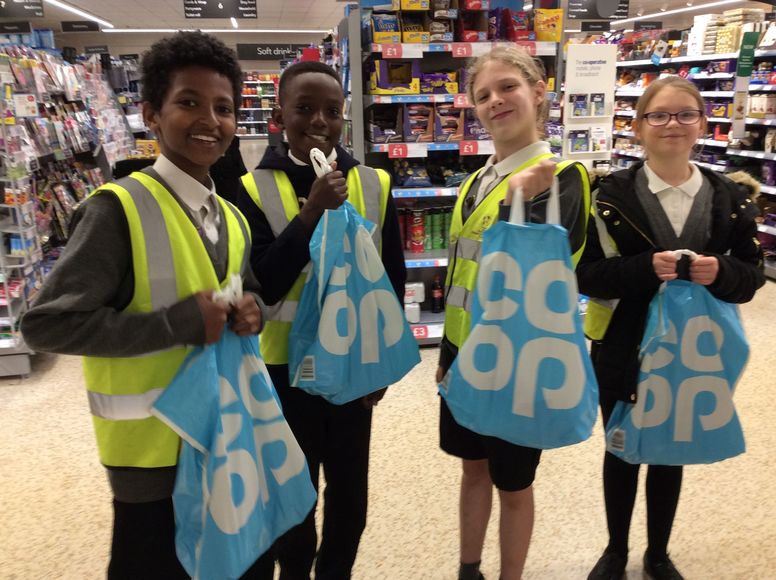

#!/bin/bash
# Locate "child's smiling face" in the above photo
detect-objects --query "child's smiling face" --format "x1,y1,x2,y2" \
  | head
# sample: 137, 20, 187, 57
471, 59, 545, 151
143, 65, 236, 184
274, 72, 344, 162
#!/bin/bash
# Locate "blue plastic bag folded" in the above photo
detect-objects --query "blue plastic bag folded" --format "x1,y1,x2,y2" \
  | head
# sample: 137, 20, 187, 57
152, 330, 317, 580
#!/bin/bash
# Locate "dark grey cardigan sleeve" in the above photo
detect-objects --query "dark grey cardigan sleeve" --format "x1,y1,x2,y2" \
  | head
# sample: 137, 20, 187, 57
21, 193, 204, 357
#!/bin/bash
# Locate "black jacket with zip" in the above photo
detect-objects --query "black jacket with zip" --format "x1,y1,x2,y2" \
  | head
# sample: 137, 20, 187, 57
577, 161, 765, 402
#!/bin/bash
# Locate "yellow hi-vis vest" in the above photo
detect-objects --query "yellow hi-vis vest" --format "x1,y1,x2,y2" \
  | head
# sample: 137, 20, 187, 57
83, 170, 251, 468
240, 165, 391, 365
444, 153, 590, 349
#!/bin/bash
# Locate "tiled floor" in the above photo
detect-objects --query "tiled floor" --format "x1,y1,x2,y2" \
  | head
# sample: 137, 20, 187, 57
2, 282, 775, 579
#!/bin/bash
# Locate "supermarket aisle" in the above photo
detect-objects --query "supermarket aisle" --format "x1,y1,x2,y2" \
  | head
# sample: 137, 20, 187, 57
239, 136, 269, 170
1, 283, 775, 579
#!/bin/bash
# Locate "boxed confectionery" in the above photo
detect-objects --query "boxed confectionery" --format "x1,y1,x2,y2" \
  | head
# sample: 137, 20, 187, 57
367, 105, 403, 144
460, 0, 490, 9
429, 19, 454, 42
463, 108, 491, 140
706, 101, 733, 118
403, 104, 434, 143
420, 71, 458, 94
488, 8, 535, 41
458, 10, 488, 42
434, 104, 464, 142
534, 9, 563, 42
401, 13, 431, 43
399, 0, 430, 9
368, 60, 421, 95
370, 13, 401, 44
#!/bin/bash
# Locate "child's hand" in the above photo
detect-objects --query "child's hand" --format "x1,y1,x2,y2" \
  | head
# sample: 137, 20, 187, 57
195, 291, 230, 345
300, 161, 348, 226
653, 250, 679, 281
689, 255, 719, 285
504, 160, 556, 205
230, 294, 262, 336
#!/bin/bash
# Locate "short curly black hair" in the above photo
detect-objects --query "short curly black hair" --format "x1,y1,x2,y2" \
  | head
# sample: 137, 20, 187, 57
278, 61, 342, 105
141, 31, 242, 113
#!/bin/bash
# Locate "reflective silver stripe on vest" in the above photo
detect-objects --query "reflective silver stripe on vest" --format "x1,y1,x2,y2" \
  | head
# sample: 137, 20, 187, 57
354, 165, 383, 247
455, 237, 481, 261
116, 176, 178, 310
264, 299, 298, 323
88, 388, 164, 420
447, 285, 474, 312
222, 201, 251, 274
251, 169, 290, 237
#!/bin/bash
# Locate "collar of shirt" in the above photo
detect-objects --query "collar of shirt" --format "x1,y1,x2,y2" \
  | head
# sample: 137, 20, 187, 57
153, 154, 217, 216
643, 162, 702, 198
288, 147, 338, 167
480, 141, 553, 182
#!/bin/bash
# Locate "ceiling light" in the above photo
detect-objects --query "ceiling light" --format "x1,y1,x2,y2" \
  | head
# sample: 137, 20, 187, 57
523, 3, 533, 9
611, 0, 741, 27
231, 17, 238, 29
103, 28, 330, 34
44, 0, 114, 28
660, 6, 666, 11
637, 9, 644, 16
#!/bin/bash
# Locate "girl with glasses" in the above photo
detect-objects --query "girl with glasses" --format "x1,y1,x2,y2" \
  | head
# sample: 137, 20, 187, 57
577, 76, 765, 580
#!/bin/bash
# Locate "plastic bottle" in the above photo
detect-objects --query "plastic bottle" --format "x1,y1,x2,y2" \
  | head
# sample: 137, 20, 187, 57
431, 275, 444, 313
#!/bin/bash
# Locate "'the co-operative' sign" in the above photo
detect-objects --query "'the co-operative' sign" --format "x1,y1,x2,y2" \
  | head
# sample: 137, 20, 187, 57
184, 0, 257, 19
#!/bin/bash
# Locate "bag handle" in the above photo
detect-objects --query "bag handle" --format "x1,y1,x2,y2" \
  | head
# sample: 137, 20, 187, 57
673, 249, 698, 261
310, 147, 333, 178
507, 176, 561, 225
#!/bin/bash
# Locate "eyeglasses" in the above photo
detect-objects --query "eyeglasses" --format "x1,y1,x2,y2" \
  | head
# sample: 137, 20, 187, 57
641, 110, 704, 127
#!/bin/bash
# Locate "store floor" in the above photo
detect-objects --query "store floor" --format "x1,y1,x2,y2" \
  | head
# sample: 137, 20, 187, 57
2, 282, 775, 579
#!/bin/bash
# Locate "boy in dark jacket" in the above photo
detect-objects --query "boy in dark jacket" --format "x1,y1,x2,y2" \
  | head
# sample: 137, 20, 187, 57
236, 61, 405, 580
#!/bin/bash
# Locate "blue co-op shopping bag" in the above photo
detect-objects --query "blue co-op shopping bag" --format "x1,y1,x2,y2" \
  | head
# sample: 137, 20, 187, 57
440, 181, 598, 449
289, 202, 420, 404
152, 330, 316, 580
606, 280, 748, 465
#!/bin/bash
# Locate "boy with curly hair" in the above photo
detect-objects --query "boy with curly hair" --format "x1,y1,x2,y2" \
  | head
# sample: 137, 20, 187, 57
22, 32, 270, 579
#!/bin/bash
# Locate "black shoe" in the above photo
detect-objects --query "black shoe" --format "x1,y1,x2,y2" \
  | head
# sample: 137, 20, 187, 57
643, 552, 684, 580
588, 549, 627, 580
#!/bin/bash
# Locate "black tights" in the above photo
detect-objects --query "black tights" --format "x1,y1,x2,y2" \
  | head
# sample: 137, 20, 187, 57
601, 394, 683, 559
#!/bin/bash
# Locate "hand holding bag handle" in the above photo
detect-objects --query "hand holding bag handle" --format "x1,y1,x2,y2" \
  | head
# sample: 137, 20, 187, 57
507, 176, 561, 226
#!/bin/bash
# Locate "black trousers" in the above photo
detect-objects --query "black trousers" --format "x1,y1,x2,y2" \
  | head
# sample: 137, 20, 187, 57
600, 393, 683, 559
268, 363, 373, 580
108, 497, 275, 580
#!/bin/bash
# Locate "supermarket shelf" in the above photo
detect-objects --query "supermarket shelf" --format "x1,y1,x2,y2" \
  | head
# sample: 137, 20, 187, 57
690, 73, 735, 80
405, 250, 448, 269
698, 139, 728, 148
615, 89, 644, 97
243, 80, 276, 84
238, 121, 268, 125
0, 219, 35, 235
759, 224, 776, 236
760, 184, 776, 195
744, 118, 776, 126
700, 91, 735, 98
706, 117, 731, 123
392, 187, 458, 198
410, 310, 445, 345
237, 134, 268, 139
750, 85, 776, 92
613, 130, 635, 138
370, 41, 557, 57
241, 107, 273, 111
611, 148, 644, 158
365, 94, 465, 106
617, 52, 740, 67
370, 141, 494, 154
726, 149, 776, 161
765, 260, 776, 281
694, 162, 728, 173
614, 110, 636, 117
